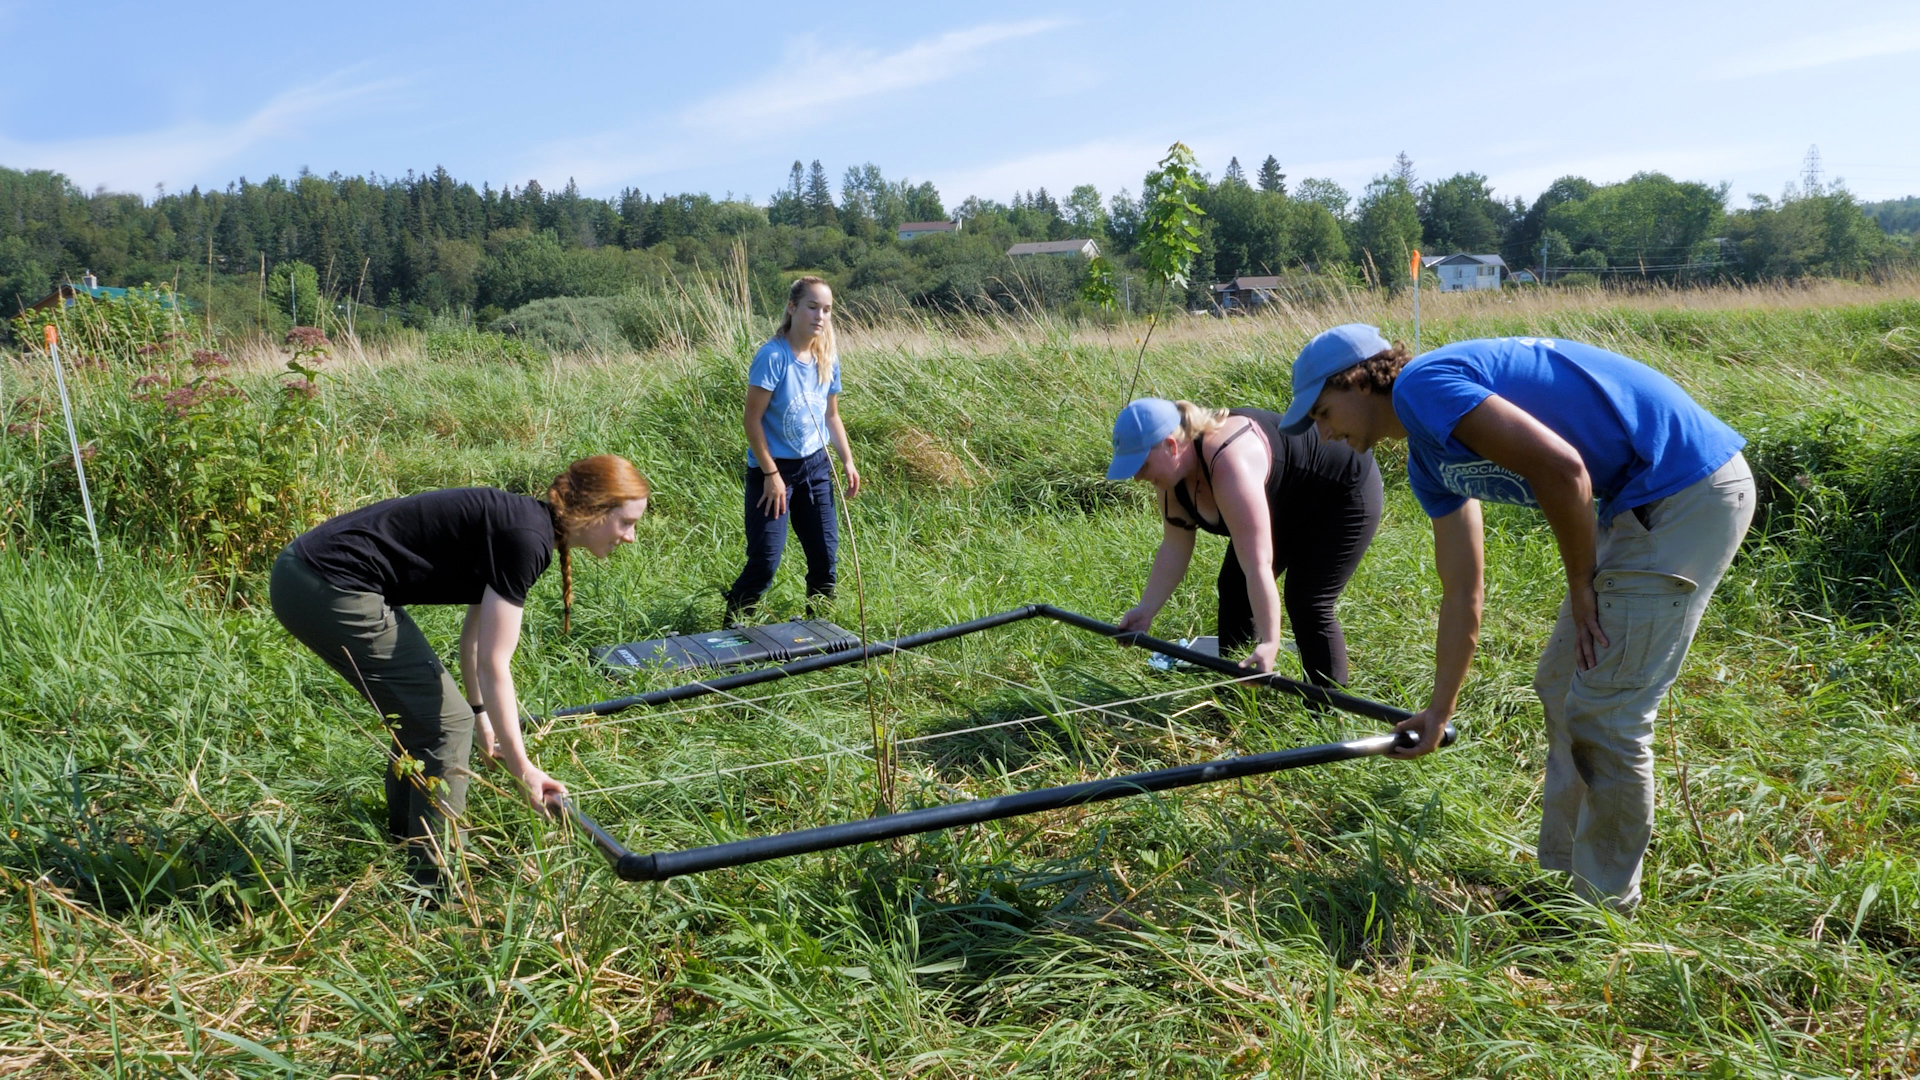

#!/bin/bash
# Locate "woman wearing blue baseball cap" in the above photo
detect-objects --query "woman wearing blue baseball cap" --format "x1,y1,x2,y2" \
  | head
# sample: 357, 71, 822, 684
1107, 396, 1381, 683
1279, 324, 1753, 911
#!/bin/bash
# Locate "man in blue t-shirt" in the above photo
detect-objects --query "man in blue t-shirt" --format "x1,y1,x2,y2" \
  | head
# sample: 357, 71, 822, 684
1279, 324, 1755, 911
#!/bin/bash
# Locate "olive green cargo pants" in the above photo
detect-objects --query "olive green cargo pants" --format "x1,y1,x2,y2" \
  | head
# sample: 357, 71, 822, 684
270, 548, 474, 885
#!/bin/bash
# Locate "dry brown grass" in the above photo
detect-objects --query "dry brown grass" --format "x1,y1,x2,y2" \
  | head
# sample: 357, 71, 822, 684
199, 270, 1920, 379
890, 426, 976, 489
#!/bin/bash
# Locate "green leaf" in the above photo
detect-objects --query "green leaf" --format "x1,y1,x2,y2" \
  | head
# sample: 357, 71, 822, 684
201, 1026, 301, 1075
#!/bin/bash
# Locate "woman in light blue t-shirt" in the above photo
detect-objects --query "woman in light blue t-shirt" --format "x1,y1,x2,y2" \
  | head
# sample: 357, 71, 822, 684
722, 276, 863, 622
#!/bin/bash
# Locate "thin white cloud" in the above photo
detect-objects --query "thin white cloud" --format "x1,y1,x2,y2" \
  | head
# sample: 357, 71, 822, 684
686, 20, 1068, 134
1706, 19, 1920, 80
0, 70, 404, 193
521, 19, 1069, 191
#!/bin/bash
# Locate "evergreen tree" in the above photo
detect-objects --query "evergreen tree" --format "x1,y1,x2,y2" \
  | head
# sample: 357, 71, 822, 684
804, 160, 837, 227
1223, 157, 1247, 186
1257, 155, 1286, 195
1393, 152, 1417, 189
766, 161, 806, 226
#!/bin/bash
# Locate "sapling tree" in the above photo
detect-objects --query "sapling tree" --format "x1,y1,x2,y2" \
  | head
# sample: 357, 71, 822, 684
1125, 142, 1206, 400
1080, 255, 1118, 313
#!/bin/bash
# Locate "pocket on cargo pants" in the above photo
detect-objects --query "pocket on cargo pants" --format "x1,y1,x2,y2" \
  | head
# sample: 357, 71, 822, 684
1578, 569, 1698, 690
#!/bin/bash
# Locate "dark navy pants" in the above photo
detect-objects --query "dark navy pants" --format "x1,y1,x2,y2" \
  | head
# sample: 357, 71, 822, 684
725, 449, 838, 611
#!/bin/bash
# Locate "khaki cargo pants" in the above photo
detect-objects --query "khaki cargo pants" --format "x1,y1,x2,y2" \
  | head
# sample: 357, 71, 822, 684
1534, 453, 1755, 910
270, 548, 475, 886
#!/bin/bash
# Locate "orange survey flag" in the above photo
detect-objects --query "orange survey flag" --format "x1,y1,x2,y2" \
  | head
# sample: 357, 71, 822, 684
1410, 249, 1421, 278
45, 324, 57, 347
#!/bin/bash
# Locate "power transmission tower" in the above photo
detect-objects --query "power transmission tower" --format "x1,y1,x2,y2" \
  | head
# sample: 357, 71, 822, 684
1801, 145, 1823, 197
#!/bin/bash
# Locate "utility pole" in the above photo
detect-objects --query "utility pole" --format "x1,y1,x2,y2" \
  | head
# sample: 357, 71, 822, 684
1541, 237, 1550, 286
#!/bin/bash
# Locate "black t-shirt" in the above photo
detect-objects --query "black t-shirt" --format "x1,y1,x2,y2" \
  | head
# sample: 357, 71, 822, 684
291, 488, 556, 607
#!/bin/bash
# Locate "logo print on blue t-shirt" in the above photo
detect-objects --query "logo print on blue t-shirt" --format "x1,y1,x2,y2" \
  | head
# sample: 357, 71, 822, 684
1439, 460, 1537, 507
781, 377, 829, 453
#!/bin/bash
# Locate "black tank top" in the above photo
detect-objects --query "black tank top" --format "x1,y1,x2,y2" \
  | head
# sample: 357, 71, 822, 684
1166, 408, 1376, 536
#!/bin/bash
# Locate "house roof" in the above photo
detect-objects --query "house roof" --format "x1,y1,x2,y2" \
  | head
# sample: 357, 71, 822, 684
1430, 253, 1507, 267
1213, 275, 1283, 292
27, 281, 186, 312
1006, 239, 1098, 256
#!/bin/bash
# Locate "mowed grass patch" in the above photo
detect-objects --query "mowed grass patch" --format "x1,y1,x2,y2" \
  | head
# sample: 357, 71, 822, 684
1, 285, 1918, 1076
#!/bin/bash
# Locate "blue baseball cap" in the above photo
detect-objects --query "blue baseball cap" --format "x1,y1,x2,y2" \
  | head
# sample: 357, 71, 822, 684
1106, 398, 1182, 480
1277, 323, 1393, 434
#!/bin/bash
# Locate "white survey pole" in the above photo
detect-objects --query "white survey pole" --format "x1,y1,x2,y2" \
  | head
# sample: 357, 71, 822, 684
45, 324, 103, 570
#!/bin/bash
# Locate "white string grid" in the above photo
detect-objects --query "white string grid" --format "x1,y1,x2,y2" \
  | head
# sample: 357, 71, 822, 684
568, 662, 1253, 798
539, 679, 863, 738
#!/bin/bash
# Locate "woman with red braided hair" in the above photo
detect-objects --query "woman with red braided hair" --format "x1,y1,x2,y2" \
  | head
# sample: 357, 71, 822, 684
269, 455, 649, 893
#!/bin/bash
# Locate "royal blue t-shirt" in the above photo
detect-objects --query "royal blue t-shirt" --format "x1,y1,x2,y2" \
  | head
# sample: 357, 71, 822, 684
745, 336, 842, 467
1393, 337, 1744, 525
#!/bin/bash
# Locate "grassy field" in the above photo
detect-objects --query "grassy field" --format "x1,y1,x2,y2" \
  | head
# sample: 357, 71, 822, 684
3, 278, 1919, 1077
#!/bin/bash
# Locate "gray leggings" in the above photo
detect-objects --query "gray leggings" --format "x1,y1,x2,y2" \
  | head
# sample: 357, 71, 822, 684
270, 549, 473, 880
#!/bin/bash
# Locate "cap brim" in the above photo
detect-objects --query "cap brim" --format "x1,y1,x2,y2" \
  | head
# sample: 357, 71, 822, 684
1106, 449, 1149, 481
1277, 378, 1325, 435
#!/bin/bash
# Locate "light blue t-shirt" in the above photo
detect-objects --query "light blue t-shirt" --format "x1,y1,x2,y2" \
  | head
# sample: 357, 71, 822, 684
1393, 337, 1745, 525
745, 336, 841, 467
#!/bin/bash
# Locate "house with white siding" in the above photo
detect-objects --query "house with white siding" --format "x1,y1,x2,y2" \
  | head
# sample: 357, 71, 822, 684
1428, 253, 1507, 292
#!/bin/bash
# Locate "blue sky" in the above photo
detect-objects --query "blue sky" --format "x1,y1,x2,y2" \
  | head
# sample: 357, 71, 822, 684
6, 0, 1918, 210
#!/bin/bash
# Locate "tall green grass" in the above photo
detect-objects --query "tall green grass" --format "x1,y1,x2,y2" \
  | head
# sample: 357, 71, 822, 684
1, 285, 1918, 1076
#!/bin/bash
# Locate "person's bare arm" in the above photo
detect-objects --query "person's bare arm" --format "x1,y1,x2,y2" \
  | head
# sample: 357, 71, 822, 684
1209, 427, 1283, 672
824, 393, 861, 497
1119, 520, 1198, 634
473, 587, 565, 810
1450, 395, 1608, 668
458, 604, 498, 758
742, 385, 788, 518
1391, 501, 1485, 758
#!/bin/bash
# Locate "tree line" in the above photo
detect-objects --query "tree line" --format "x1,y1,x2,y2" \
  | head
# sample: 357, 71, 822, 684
1, 150, 1912, 342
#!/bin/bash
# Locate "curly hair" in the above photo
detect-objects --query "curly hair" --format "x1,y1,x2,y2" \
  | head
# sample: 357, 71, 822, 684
1322, 343, 1415, 395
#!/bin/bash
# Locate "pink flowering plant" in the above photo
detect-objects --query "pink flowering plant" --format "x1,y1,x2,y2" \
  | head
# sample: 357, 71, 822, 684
3, 308, 338, 586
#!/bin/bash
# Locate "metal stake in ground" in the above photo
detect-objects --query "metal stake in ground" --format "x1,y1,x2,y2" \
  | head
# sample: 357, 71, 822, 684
44, 325, 103, 571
